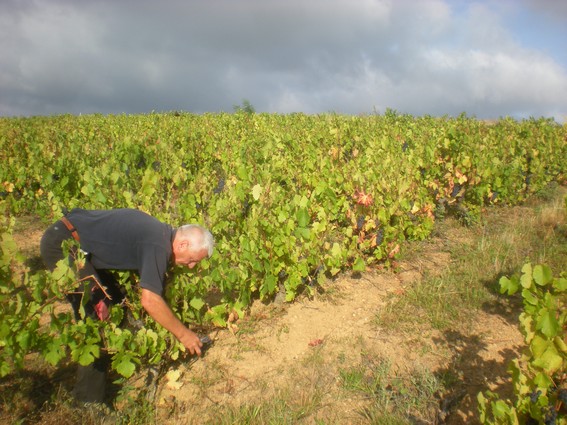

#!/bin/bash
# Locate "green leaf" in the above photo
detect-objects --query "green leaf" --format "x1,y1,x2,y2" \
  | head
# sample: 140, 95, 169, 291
532, 345, 563, 373
51, 259, 74, 283
520, 264, 532, 289
519, 313, 535, 343
533, 264, 552, 286
521, 289, 537, 305
508, 359, 529, 395
205, 304, 227, 327
232, 300, 246, 319
330, 267, 341, 276
294, 227, 310, 240
477, 392, 487, 422
530, 335, 549, 358
500, 276, 519, 295
236, 165, 249, 181
533, 372, 553, 388
536, 308, 559, 338
189, 297, 205, 311
16, 331, 32, 350
555, 336, 567, 354
331, 243, 342, 258
78, 344, 99, 366
0, 361, 12, 378
298, 195, 309, 208
296, 208, 310, 227
113, 353, 137, 378
492, 400, 511, 419
552, 277, 567, 291
44, 342, 65, 366
0, 322, 9, 341
260, 274, 277, 298
95, 191, 107, 204
352, 257, 366, 272
277, 210, 287, 223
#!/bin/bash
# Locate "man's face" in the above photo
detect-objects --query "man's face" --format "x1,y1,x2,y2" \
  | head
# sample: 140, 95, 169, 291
174, 244, 208, 269
173, 228, 210, 269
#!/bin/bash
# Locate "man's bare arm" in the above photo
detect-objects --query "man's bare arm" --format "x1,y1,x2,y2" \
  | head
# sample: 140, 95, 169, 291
140, 288, 202, 355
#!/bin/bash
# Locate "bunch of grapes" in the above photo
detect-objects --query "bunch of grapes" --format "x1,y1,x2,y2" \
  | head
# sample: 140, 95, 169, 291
527, 387, 566, 424
530, 390, 542, 403
375, 228, 384, 246
356, 215, 365, 231
213, 177, 225, 194
544, 406, 557, 425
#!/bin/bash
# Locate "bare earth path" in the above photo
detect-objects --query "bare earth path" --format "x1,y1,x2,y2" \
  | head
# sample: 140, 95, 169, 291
152, 242, 523, 424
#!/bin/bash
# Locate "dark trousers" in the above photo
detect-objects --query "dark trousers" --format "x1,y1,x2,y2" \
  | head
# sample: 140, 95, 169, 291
40, 220, 124, 403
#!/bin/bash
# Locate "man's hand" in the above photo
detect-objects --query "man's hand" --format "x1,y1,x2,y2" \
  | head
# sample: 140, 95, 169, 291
179, 329, 203, 356
140, 288, 202, 355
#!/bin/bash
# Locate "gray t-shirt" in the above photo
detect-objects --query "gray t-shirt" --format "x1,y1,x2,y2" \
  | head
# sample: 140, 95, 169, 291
67, 208, 174, 295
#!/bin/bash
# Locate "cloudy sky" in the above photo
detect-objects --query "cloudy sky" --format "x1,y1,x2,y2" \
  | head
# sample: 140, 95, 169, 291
1, 0, 566, 121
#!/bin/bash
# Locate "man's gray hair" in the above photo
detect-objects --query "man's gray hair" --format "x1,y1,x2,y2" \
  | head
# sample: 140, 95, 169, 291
177, 224, 215, 257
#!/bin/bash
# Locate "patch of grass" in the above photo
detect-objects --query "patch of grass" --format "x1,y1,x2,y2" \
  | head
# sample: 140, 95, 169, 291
375, 187, 567, 332
235, 303, 287, 336
112, 382, 157, 425
114, 398, 155, 425
0, 358, 156, 425
203, 347, 335, 425
0, 357, 74, 424
187, 358, 232, 396
339, 356, 390, 395
33, 398, 117, 425
338, 353, 442, 424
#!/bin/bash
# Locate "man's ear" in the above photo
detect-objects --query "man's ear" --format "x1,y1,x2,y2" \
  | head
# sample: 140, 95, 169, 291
174, 237, 188, 251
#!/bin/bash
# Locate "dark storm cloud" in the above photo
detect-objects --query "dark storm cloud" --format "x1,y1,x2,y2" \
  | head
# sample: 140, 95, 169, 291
0, 0, 566, 120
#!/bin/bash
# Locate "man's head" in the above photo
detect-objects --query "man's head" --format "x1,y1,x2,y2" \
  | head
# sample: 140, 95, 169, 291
172, 224, 214, 269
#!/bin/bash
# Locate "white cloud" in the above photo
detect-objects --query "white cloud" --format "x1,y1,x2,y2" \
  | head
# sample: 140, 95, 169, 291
0, 0, 565, 120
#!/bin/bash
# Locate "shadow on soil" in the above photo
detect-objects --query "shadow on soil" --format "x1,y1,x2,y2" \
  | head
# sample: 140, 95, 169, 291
433, 278, 525, 425
0, 360, 127, 423
0, 364, 75, 422
433, 328, 520, 424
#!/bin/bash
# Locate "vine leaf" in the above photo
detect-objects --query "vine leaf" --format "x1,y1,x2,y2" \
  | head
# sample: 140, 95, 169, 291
113, 352, 137, 378
352, 257, 366, 272
166, 369, 183, 390
533, 264, 552, 286
536, 308, 559, 338
252, 184, 263, 200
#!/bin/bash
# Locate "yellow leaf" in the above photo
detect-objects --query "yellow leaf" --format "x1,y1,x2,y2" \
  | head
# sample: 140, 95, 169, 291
252, 184, 263, 200
3, 181, 14, 193
165, 369, 183, 390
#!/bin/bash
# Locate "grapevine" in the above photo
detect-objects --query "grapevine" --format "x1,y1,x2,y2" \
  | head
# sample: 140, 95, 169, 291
478, 262, 567, 425
0, 112, 565, 379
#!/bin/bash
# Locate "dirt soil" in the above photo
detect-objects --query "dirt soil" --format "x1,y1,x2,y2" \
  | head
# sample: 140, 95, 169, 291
154, 235, 522, 424
12, 216, 525, 424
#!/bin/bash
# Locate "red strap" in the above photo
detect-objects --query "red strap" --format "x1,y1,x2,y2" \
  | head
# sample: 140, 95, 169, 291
94, 299, 110, 321
60, 216, 80, 242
